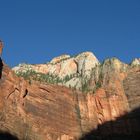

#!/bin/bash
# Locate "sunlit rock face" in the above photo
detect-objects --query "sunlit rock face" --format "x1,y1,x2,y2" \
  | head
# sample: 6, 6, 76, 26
131, 58, 140, 66
1, 52, 140, 140
12, 52, 100, 90
13, 52, 99, 78
74, 52, 100, 77
0, 40, 3, 56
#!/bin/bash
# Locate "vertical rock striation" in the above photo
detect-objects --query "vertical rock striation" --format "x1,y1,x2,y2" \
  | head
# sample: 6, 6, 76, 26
0, 53, 140, 139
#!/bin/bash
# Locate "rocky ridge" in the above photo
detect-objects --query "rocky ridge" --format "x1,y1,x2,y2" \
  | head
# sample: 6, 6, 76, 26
12, 52, 100, 91
0, 52, 140, 140
131, 58, 140, 66
13, 52, 99, 78
13, 52, 137, 92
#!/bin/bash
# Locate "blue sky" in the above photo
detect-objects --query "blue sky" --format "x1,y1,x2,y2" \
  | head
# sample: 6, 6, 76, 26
0, 0, 140, 67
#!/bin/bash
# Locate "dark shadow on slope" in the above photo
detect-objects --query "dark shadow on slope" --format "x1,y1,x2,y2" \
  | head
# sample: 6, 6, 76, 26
0, 131, 19, 140
79, 107, 140, 140
0, 57, 3, 79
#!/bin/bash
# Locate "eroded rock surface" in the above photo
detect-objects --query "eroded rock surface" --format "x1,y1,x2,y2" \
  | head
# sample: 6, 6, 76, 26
13, 51, 99, 78
0, 54, 140, 140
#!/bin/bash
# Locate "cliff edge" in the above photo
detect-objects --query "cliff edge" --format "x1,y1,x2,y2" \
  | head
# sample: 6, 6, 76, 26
0, 52, 140, 140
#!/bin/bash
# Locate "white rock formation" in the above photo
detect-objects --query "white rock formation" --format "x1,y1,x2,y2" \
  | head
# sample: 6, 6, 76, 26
13, 51, 99, 77
75, 52, 100, 77
12, 52, 100, 89
131, 58, 140, 66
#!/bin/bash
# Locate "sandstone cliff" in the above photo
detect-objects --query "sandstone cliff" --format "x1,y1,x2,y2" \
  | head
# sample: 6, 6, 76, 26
13, 52, 99, 91
0, 52, 140, 140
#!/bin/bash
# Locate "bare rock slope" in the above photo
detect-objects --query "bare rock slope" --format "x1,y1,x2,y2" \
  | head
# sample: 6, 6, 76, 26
13, 52, 99, 90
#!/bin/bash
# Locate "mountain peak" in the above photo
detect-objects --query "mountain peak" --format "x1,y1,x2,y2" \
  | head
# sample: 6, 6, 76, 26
131, 58, 140, 66
13, 51, 99, 77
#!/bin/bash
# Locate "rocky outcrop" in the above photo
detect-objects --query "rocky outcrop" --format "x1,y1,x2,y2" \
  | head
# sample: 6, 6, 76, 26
13, 52, 99, 77
0, 40, 3, 56
13, 52, 100, 91
131, 58, 140, 66
13, 52, 100, 92
1, 53, 140, 140
50, 54, 70, 64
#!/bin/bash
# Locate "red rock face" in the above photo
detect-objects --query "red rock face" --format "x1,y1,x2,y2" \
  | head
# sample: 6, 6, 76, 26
0, 59, 140, 140
0, 40, 3, 56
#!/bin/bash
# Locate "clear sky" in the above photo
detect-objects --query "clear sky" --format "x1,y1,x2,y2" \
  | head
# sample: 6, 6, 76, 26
0, 0, 140, 67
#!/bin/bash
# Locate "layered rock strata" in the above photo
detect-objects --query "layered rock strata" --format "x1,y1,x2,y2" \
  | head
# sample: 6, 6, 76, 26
0, 53, 140, 140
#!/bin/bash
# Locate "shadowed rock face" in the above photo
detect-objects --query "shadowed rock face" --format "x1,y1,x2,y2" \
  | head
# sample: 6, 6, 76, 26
79, 107, 140, 140
123, 68, 140, 110
0, 55, 140, 140
0, 131, 19, 140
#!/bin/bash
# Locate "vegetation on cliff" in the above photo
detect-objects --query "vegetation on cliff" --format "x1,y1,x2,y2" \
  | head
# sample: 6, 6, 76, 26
15, 65, 102, 93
